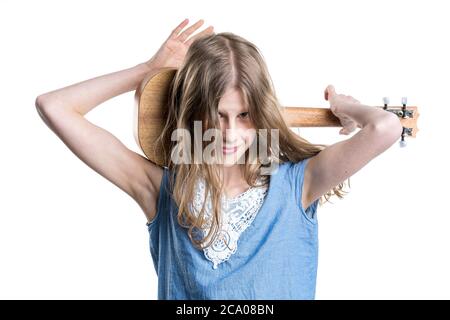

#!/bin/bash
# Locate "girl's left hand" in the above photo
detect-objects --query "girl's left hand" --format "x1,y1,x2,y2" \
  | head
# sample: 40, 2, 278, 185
324, 84, 362, 135
145, 18, 214, 70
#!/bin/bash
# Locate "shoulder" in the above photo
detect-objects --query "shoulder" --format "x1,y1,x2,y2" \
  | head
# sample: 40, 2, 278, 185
284, 158, 315, 211
301, 158, 315, 210
283, 158, 310, 177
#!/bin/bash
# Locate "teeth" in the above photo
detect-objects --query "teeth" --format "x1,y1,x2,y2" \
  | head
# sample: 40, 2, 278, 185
223, 146, 237, 153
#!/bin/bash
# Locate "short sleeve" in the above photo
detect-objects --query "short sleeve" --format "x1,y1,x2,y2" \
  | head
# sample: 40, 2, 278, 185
146, 167, 169, 230
289, 158, 320, 223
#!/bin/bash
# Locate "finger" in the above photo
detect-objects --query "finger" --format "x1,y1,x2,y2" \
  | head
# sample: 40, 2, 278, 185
185, 26, 214, 46
324, 84, 336, 101
327, 85, 336, 95
178, 19, 205, 42
345, 123, 357, 134
340, 127, 353, 135
348, 124, 356, 133
169, 18, 190, 40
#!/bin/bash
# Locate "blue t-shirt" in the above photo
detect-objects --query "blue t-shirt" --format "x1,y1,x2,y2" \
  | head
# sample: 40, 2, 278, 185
146, 158, 320, 300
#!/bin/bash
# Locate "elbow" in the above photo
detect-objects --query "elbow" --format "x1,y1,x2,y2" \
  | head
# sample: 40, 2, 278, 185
35, 93, 53, 108
35, 94, 53, 115
35, 95, 55, 129
371, 114, 403, 146
35, 94, 67, 127
35, 95, 49, 118
375, 113, 403, 135
35, 95, 45, 110
35, 94, 83, 117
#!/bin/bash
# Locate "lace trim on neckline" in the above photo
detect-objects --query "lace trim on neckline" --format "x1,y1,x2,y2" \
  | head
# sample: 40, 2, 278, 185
189, 176, 269, 269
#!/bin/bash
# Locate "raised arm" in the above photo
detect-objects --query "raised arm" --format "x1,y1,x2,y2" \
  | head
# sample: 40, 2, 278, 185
35, 18, 214, 223
35, 62, 166, 222
301, 85, 403, 210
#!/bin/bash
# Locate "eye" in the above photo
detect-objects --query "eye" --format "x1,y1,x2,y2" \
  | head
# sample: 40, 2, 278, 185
239, 112, 249, 119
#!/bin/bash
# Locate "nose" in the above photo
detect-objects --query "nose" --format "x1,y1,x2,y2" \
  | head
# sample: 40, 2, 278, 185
221, 118, 239, 146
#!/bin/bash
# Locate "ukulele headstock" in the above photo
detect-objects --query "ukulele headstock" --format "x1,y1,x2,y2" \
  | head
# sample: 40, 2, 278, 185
380, 96, 420, 148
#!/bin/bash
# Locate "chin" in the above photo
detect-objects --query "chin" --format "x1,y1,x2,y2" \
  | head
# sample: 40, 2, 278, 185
221, 148, 247, 166
223, 160, 242, 167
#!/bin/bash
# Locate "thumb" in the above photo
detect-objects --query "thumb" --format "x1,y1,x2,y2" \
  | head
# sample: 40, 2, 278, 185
324, 85, 336, 101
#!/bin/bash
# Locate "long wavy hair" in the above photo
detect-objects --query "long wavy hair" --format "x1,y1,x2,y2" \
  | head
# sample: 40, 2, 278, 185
155, 32, 350, 250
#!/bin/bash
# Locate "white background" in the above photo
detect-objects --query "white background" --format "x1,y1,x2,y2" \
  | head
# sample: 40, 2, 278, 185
1, 0, 448, 299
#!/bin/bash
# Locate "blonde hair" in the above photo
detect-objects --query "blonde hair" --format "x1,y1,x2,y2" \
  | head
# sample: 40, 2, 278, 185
155, 32, 349, 250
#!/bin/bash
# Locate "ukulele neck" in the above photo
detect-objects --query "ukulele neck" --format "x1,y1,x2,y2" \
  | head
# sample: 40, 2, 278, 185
282, 106, 418, 136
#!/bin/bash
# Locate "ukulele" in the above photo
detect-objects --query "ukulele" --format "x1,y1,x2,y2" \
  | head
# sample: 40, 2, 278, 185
282, 96, 419, 148
134, 68, 419, 166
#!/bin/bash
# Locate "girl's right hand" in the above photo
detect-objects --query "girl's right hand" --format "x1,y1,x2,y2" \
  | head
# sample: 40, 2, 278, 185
145, 18, 214, 70
324, 85, 363, 135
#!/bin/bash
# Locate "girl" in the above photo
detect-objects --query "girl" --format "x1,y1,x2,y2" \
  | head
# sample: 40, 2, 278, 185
35, 18, 403, 299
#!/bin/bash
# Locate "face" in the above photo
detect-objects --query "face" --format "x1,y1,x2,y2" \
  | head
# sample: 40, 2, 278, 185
217, 88, 256, 167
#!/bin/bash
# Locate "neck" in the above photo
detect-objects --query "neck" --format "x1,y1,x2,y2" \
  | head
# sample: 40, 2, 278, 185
221, 164, 246, 188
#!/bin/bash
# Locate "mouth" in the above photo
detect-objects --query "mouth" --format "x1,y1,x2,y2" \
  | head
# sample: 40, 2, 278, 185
222, 146, 239, 154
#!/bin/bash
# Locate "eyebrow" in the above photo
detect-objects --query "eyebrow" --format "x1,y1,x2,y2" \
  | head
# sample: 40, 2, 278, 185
217, 108, 249, 114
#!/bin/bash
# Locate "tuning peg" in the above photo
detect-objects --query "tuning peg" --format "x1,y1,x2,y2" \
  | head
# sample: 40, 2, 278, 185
399, 127, 407, 148
401, 96, 408, 118
401, 97, 407, 106
383, 97, 389, 110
